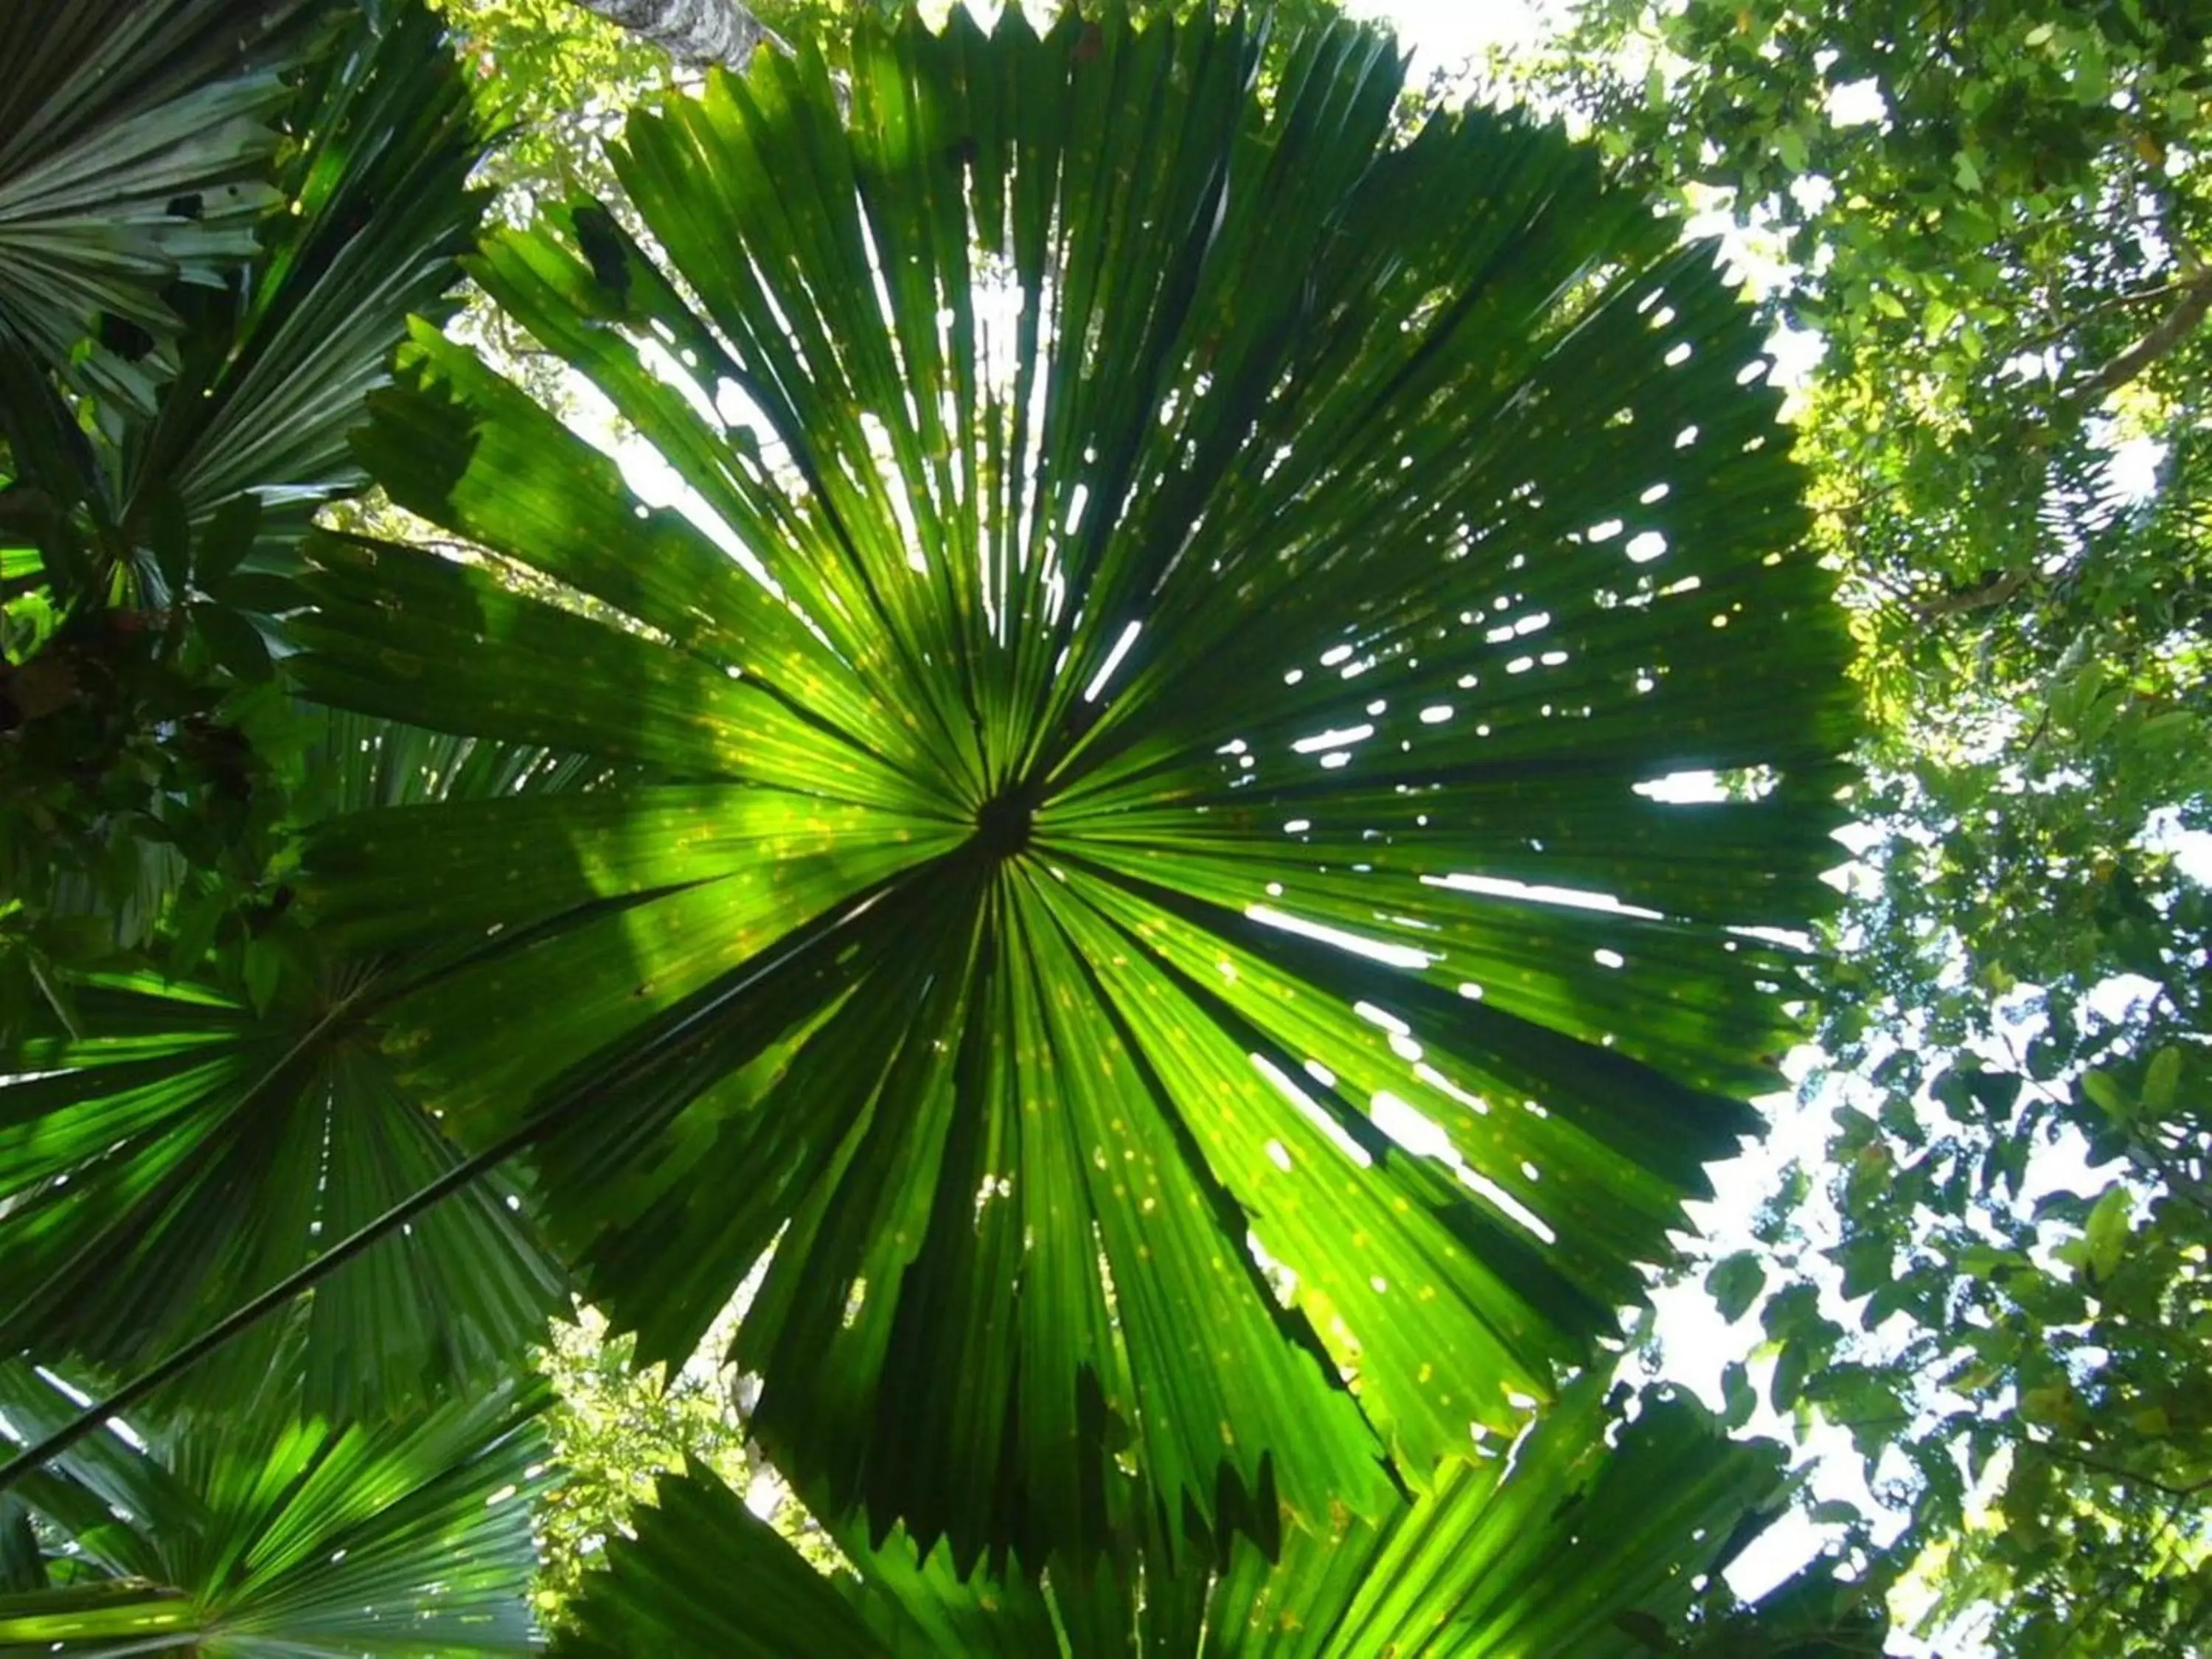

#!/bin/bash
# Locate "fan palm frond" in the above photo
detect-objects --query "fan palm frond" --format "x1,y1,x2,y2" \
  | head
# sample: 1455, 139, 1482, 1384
0, 1355, 548, 1655
0, 714, 583, 1418
291, 3, 1857, 1569
0, 0, 319, 411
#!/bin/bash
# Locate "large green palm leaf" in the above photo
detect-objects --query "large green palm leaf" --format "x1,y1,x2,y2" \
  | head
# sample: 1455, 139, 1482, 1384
0, 1357, 548, 1653
0, 714, 577, 1418
291, 3, 1857, 1568
552, 1379, 1880, 1657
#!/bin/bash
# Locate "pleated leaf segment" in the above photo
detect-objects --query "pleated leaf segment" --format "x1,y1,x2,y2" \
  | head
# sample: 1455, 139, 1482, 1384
0, 0, 317, 412
552, 1380, 1841, 1658
293, 3, 1858, 1573
129, 0, 496, 562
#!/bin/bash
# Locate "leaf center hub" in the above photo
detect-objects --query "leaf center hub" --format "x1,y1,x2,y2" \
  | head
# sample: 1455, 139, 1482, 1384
972, 788, 1037, 860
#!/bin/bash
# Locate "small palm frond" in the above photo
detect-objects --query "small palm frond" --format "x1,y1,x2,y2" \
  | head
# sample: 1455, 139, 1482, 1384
0, 0, 491, 585
119, 0, 495, 554
0, 1357, 548, 1654
0, 712, 585, 1419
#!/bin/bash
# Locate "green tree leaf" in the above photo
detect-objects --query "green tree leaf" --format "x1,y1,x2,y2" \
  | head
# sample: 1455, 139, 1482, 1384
1708, 1250, 1769, 1323
2084, 1186, 2132, 1281
2080, 1068, 2134, 1125
2143, 1046, 2183, 1113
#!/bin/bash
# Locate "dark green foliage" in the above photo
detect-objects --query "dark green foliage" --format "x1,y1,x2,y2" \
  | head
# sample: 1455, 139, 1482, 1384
1, 0, 492, 1017
0, 715, 583, 1422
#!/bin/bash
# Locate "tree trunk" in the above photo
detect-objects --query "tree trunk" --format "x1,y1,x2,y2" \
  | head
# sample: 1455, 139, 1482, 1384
568, 0, 771, 67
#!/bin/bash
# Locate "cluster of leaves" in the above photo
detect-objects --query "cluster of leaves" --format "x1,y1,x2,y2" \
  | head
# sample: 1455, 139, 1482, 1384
1547, 0, 2212, 693
0, 495, 303, 998
528, 1302, 854, 1627
1709, 993, 2212, 1647
1781, 806, 2212, 1649
1531, 0, 2212, 1646
0, 0, 495, 1036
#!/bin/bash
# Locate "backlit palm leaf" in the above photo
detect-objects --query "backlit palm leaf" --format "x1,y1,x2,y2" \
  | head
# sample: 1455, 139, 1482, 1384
0, 714, 577, 1418
553, 1380, 1872, 1657
292, 4, 1857, 1568
0, 1357, 547, 1654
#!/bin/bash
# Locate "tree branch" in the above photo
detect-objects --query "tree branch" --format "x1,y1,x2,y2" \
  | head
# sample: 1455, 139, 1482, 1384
1913, 566, 2031, 622
566, 0, 787, 69
2075, 265, 2212, 404
2034, 1440, 2212, 1500
2010, 279, 2193, 361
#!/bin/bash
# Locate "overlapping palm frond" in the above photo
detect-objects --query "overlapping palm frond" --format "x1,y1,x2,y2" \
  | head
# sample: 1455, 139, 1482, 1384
0, 0, 319, 412
0, 1355, 549, 1654
118, 0, 497, 561
0, 0, 491, 614
291, 1, 1857, 1570
554, 1378, 1885, 1657
0, 712, 579, 1419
